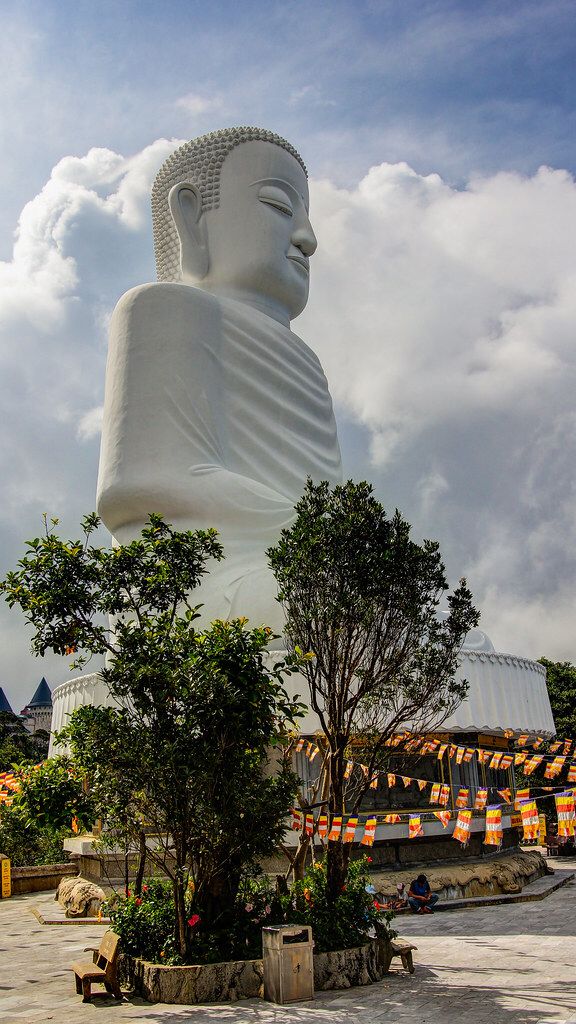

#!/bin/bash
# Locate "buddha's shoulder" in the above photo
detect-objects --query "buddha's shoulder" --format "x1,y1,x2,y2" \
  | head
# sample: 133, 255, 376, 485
112, 282, 219, 329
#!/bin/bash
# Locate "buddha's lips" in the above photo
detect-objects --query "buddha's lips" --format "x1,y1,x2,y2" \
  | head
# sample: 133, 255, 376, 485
287, 254, 309, 272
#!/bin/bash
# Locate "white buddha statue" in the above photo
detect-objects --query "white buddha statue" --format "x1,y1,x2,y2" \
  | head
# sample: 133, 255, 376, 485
96, 127, 342, 639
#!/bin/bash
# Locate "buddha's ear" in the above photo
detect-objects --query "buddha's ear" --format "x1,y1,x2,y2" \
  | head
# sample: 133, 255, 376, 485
168, 182, 209, 282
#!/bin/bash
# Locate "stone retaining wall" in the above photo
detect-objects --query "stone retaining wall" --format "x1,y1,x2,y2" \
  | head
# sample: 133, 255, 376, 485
121, 938, 386, 1003
10, 862, 78, 895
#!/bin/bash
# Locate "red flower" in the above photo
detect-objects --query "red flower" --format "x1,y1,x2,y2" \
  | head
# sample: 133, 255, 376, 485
366, 856, 372, 863
188, 914, 201, 928
135, 898, 142, 906
142, 885, 148, 893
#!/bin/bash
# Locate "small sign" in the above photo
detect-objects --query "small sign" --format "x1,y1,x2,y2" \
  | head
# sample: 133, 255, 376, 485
1, 858, 11, 899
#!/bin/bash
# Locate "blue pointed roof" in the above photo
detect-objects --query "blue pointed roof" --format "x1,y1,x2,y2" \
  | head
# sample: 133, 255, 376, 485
28, 677, 52, 707
0, 687, 14, 715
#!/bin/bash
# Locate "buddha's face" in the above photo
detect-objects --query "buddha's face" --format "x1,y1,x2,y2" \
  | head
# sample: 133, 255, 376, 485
199, 140, 317, 323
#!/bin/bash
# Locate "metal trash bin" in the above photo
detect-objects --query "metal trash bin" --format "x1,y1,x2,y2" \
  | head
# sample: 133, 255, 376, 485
262, 924, 314, 1003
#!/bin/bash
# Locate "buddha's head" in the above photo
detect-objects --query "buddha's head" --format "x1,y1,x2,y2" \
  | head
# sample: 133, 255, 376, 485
152, 127, 317, 324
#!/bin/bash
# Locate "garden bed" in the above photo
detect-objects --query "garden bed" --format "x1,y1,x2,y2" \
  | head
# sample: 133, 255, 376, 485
120, 938, 387, 1003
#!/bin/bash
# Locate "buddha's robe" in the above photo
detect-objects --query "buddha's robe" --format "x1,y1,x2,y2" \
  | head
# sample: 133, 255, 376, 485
96, 283, 342, 635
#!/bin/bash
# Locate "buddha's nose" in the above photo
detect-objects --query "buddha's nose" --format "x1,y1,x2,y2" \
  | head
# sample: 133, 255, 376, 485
291, 214, 317, 257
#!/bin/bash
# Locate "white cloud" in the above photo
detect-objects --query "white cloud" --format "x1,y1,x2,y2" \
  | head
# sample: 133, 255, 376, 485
299, 160, 576, 660
176, 93, 223, 116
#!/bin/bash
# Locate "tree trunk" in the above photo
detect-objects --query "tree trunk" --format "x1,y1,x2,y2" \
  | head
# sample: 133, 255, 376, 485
134, 830, 147, 896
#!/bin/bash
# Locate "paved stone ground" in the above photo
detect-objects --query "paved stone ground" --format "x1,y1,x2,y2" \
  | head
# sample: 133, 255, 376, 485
1, 857, 575, 1024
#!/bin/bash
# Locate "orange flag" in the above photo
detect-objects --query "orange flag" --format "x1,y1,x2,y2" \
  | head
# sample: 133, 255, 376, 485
317, 814, 328, 839
434, 810, 451, 828
360, 817, 377, 846
453, 809, 472, 844
328, 816, 342, 841
408, 814, 423, 839
343, 817, 358, 843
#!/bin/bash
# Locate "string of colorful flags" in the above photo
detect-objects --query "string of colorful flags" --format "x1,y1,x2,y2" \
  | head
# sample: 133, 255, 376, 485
291, 788, 576, 847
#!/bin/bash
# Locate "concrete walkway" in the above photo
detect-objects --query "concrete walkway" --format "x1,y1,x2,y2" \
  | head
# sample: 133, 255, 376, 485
1, 858, 575, 1024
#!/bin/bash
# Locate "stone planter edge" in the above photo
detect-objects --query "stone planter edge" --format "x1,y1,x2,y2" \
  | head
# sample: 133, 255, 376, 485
121, 937, 387, 1004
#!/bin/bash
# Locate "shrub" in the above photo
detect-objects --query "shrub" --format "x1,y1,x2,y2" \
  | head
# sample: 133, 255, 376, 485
0, 803, 71, 866
106, 858, 394, 965
105, 879, 175, 963
281, 856, 389, 953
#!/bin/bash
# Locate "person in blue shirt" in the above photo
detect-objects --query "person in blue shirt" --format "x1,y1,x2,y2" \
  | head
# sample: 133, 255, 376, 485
408, 874, 439, 913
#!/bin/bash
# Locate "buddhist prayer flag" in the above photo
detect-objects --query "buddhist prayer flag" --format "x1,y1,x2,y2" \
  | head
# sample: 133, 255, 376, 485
294, 738, 305, 753
387, 773, 397, 788
305, 813, 314, 836
497, 789, 512, 803
474, 788, 488, 810
504, 729, 514, 739
489, 752, 503, 770
464, 748, 475, 763
517, 734, 529, 746
361, 817, 377, 846
555, 792, 575, 837
568, 764, 576, 783
549, 741, 562, 754
520, 800, 539, 840
515, 788, 530, 810
533, 737, 544, 749
328, 816, 342, 841
291, 809, 302, 830
499, 755, 514, 770
456, 746, 465, 765
453, 809, 472, 844
514, 752, 528, 766
545, 756, 566, 779
477, 749, 491, 765
484, 806, 503, 846
417, 779, 428, 791
430, 783, 441, 804
437, 743, 448, 760
308, 745, 320, 762
317, 814, 328, 839
384, 813, 401, 824
524, 755, 544, 775
439, 784, 450, 807
344, 760, 353, 780
401, 776, 412, 788
369, 774, 379, 789
434, 810, 451, 828
563, 740, 573, 755
448, 745, 457, 759
455, 787, 469, 808
409, 814, 423, 839
360, 764, 369, 778
343, 817, 358, 843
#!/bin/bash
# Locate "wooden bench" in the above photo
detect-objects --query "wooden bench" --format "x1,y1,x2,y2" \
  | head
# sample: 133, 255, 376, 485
382, 937, 418, 974
71, 930, 122, 1002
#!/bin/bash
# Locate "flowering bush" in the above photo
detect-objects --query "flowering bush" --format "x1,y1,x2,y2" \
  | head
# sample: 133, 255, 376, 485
280, 856, 395, 953
105, 879, 175, 963
106, 858, 394, 965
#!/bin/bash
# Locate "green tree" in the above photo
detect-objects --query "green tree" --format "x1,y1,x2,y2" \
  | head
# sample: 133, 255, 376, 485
14, 755, 94, 831
268, 479, 479, 900
0, 712, 46, 771
1, 514, 302, 959
539, 659, 576, 738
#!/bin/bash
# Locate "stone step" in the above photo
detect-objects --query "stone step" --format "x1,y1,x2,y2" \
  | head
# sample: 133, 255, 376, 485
435, 868, 574, 912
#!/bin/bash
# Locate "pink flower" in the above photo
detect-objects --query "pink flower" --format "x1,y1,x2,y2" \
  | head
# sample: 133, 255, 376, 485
188, 914, 201, 928
245, 903, 253, 912
265, 905, 271, 915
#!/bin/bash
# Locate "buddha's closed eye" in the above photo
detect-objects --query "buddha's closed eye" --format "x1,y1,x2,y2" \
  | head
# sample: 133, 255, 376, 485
258, 186, 293, 217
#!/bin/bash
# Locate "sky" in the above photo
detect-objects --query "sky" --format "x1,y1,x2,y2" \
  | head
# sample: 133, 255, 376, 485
1, 0, 576, 710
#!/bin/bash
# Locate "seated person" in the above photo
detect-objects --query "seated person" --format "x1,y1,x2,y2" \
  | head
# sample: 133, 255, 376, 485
394, 882, 409, 909
408, 874, 439, 913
